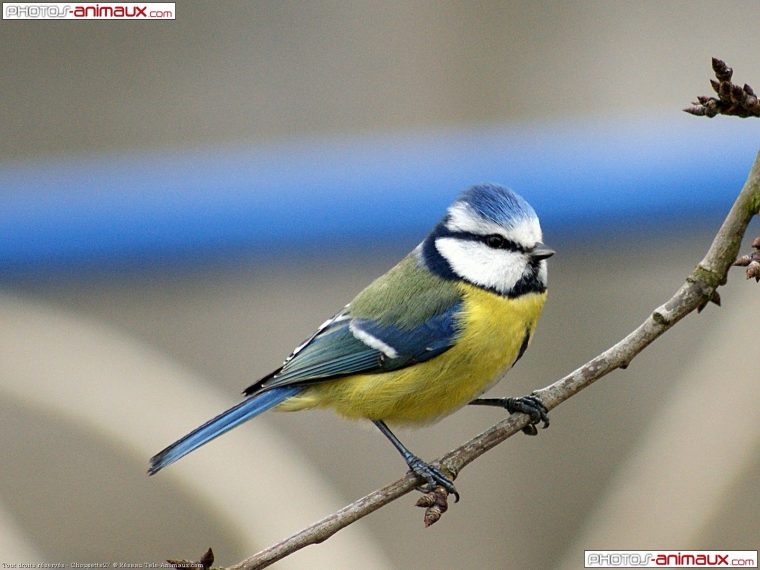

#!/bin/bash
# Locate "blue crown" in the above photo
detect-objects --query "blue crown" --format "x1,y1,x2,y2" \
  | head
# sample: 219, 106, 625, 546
456, 183, 537, 227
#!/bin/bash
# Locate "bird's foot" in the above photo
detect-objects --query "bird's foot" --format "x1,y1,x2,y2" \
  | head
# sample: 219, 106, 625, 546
471, 394, 550, 435
405, 454, 459, 503
505, 395, 550, 435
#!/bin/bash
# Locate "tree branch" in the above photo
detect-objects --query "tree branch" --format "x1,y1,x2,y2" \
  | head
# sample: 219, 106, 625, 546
224, 152, 760, 569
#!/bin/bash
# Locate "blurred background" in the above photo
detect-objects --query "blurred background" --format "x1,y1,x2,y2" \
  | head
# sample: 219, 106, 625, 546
1, 2, 759, 568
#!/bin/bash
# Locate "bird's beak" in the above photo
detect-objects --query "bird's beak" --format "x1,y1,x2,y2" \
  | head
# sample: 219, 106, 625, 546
531, 242, 555, 260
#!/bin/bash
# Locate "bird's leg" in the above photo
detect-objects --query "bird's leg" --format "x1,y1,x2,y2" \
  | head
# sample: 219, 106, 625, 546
372, 420, 459, 502
469, 395, 550, 435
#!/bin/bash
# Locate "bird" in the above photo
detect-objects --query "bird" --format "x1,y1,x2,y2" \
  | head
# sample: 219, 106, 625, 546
148, 183, 554, 500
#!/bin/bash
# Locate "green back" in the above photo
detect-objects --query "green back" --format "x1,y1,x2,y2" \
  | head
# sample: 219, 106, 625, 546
350, 253, 461, 329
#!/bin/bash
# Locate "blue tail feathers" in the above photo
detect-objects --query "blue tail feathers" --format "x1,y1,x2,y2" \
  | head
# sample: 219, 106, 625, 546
148, 385, 302, 475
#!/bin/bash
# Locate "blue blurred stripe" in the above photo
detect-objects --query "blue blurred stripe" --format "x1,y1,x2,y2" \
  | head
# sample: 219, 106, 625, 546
1, 115, 756, 273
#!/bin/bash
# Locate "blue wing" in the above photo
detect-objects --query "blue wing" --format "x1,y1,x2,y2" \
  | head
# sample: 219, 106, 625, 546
244, 301, 462, 395
148, 304, 461, 475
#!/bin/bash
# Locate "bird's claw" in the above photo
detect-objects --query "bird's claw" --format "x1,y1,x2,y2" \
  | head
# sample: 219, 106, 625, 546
505, 395, 550, 435
407, 455, 460, 502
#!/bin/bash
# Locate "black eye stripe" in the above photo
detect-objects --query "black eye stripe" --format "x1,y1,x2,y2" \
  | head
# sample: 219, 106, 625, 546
431, 224, 527, 253
482, 233, 524, 252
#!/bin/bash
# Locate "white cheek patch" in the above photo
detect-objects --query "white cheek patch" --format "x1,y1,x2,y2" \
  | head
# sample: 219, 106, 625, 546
445, 203, 543, 245
435, 237, 526, 294
537, 260, 548, 286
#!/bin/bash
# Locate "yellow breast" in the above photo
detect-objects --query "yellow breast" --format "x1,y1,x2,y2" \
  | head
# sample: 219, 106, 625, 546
279, 283, 547, 425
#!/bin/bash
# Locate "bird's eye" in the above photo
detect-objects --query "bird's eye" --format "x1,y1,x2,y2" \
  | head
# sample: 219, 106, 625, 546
485, 234, 507, 249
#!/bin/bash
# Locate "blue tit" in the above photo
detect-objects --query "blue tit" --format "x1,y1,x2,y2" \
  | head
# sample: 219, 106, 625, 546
149, 183, 554, 499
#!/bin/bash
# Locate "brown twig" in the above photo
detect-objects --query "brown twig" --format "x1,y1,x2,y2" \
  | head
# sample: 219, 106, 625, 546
225, 150, 760, 570
734, 236, 760, 281
684, 58, 760, 118
168, 547, 214, 570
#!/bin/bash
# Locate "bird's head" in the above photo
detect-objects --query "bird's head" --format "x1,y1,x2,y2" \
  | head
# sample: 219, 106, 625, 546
421, 184, 553, 297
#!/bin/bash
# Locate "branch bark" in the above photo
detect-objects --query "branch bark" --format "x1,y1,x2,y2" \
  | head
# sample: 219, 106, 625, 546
226, 150, 760, 570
